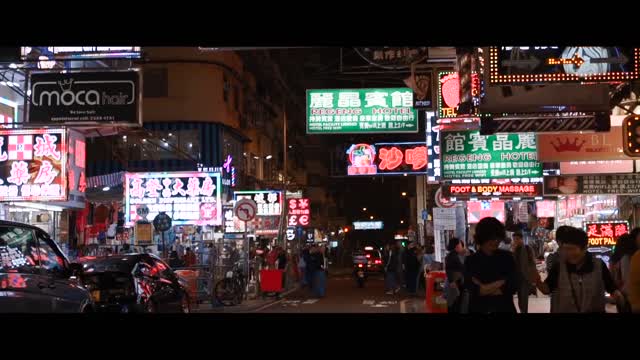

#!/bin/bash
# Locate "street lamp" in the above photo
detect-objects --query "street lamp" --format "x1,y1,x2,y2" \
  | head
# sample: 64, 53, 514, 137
370, 216, 374, 220
401, 192, 407, 197
400, 220, 404, 224
362, 207, 367, 211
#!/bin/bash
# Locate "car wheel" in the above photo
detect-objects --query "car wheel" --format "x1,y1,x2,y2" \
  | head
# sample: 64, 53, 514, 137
181, 294, 191, 314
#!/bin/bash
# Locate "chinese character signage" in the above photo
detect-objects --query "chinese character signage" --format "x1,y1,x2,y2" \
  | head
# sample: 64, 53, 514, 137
426, 113, 441, 183
544, 175, 640, 195
537, 127, 629, 162
488, 47, 640, 85
306, 88, 418, 134
585, 221, 628, 251
234, 190, 282, 216
347, 142, 427, 176
50, 129, 86, 209
441, 130, 541, 179
560, 160, 634, 175
0, 128, 66, 201
467, 201, 506, 224
125, 171, 222, 226
438, 71, 481, 118
21, 47, 141, 60
353, 221, 384, 230
444, 182, 542, 199
28, 70, 141, 126
287, 198, 310, 227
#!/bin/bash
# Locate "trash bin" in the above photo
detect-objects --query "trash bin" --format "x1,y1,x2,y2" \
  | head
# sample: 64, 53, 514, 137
425, 271, 447, 313
260, 269, 284, 293
175, 270, 198, 303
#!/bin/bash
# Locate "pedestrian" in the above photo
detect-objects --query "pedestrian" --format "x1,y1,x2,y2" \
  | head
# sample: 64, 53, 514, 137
532, 226, 623, 313
184, 247, 197, 267
511, 232, 536, 313
309, 245, 326, 298
168, 250, 184, 268
277, 246, 288, 288
298, 246, 308, 287
403, 242, 420, 296
384, 240, 402, 295
627, 229, 640, 312
499, 236, 512, 252
464, 217, 518, 314
445, 238, 467, 313
610, 231, 637, 297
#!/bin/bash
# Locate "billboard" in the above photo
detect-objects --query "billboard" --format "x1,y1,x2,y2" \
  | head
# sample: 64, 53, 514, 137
488, 47, 640, 84
560, 160, 634, 175
21, 47, 141, 60
441, 130, 542, 179
234, 190, 282, 216
125, 171, 222, 226
0, 128, 67, 201
536, 200, 556, 218
0, 97, 18, 128
306, 88, 418, 134
347, 142, 427, 176
544, 174, 640, 195
426, 114, 441, 183
537, 127, 628, 162
444, 182, 542, 199
287, 198, 310, 227
467, 201, 505, 224
353, 221, 384, 230
28, 70, 141, 126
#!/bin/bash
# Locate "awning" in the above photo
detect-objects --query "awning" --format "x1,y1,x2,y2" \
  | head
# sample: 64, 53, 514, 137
87, 171, 125, 189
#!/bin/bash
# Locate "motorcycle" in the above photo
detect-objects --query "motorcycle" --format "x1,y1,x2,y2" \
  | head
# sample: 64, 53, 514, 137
354, 262, 366, 288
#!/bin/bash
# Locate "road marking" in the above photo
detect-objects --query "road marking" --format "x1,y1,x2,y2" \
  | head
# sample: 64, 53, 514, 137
251, 286, 300, 312
372, 304, 388, 308
362, 300, 375, 305
302, 299, 319, 305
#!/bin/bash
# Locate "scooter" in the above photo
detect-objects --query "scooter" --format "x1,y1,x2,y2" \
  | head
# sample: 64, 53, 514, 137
354, 263, 366, 288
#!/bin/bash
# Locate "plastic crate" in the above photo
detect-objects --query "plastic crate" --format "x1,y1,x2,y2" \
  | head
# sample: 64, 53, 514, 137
260, 269, 284, 293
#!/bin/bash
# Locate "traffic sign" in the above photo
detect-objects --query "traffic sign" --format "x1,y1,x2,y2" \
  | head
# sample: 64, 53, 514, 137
153, 212, 172, 232
136, 204, 149, 221
234, 198, 257, 222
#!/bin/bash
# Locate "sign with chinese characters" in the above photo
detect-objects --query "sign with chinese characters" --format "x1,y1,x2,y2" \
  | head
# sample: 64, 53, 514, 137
433, 208, 456, 231
0, 128, 66, 201
21, 47, 141, 60
287, 198, 311, 227
438, 71, 481, 118
441, 131, 542, 179
125, 171, 222, 226
353, 221, 384, 230
353, 47, 429, 68
28, 70, 141, 127
234, 190, 282, 217
0, 96, 18, 128
50, 130, 86, 208
544, 175, 640, 195
444, 182, 542, 199
537, 127, 628, 162
220, 155, 236, 188
426, 113, 441, 183
347, 142, 427, 176
135, 222, 153, 246
467, 201, 506, 224
306, 88, 418, 134
224, 205, 244, 233
404, 70, 433, 109
536, 200, 556, 218
585, 221, 628, 251
488, 47, 640, 85
560, 160, 634, 175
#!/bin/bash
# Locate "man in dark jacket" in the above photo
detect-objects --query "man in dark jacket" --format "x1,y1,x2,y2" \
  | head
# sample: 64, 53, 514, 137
403, 242, 420, 296
464, 217, 518, 313
384, 241, 402, 295
512, 232, 536, 313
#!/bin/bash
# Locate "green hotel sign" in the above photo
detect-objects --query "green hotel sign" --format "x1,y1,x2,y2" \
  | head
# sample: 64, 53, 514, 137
441, 130, 542, 179
306, 88, 418, 134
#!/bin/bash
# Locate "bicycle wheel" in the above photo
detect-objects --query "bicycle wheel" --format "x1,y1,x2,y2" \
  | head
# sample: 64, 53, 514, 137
215, 279, 236, 306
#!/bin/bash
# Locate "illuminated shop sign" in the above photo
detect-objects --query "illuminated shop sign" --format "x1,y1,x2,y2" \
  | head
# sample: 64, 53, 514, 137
287, 198, 311, 227
0, 128, 66, 201
488, 47, 640, 84
353, 221, 384, 230
536, 200, 556, 218
426, 114, 441, 183
125, 171, 222, 226
28, 70, 141, 127
306, 88, 418, 134
441, 130, 542, 179
585, 221, 628, 250
538, 127, 629, 162
438, 71, 481, 118
544, 174, 640, 195
234, 190, 282, 216
347, 142, 427, 176
467, 201, 505, 224
0, 97, 18, 128
444, 182, 542, 198
21, 47, 141, 60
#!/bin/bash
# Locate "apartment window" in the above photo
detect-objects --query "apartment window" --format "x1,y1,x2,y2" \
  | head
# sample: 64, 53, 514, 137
143, 68, 168, 98
223, 75, 230, 103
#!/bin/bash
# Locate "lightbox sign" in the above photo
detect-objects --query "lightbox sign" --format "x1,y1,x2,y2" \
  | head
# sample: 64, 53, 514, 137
444, 182, 542, 199
234, 190, 282, 217
488, 47, 640, 84
28, 70, 141, 126
306, 88, 418, 134
347, 142, 427, 176
0, 97, 18, 128
0, 129, 67, 201
426, 114, 441, 183
441, 131, 542, 179
21, 47, 141, 60
585, 221, 628, 250
125, 172, 222, 226
353, 221, 384, 230
287, 198, 310, 227
467, 201, 505, 224
438, 71, 481, 118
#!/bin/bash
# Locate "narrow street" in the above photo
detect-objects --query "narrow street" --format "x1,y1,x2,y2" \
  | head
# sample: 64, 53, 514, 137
255, 270, 419, 313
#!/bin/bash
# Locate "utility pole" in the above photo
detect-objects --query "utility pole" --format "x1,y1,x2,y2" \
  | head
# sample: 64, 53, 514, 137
277, 108, 288, 247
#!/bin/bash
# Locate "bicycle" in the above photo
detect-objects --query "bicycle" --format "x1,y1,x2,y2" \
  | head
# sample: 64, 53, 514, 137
214, 263, 245, 306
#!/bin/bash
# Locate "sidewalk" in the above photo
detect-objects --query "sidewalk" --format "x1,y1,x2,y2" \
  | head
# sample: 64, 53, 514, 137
193, 285, 299, 313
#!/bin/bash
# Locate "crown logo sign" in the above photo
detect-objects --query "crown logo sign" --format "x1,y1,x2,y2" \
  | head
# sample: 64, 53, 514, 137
551, 137, 586, 152
57, 78, 74, 91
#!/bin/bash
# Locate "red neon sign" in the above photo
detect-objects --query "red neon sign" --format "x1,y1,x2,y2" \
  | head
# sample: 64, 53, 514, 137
288, 198, 311, 226
348, 142, 427, 175
586, 221, 628, 249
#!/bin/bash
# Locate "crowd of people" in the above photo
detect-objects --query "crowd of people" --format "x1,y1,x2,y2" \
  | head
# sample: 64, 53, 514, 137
439, 216, 640, 314
381, 240, 437, 296
298, 244, 328, 298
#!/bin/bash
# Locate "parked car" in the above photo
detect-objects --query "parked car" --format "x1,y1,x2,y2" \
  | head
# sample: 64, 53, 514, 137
78, 253, 191, 313
0, 220, 92, 313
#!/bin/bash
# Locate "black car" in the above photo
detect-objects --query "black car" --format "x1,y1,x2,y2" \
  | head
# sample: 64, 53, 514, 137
0, 220, 92, 313
78, 253, 191, 313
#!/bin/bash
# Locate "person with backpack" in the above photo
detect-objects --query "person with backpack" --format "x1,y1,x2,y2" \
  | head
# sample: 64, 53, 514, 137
532, 226, 624, 313
511, 232, 536, 313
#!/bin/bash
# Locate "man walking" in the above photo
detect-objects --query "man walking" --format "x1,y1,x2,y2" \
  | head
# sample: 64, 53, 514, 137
512, 232, 536, 313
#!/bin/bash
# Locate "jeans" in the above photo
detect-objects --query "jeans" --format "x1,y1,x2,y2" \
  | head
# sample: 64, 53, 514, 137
385, 272, 398, 291
517, 284, 530, 314
405, 270, 418, 294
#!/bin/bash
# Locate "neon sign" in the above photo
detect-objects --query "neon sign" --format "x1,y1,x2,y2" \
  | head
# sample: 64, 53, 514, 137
438, 71, 481, 118
444, 182, 542, 199
347, 142, 427, 176
125, 171, 222, 226
288, 198, 311, 227
234, 190, 282, 216
0, 97, 18, 128
353, 221, 384, 230
0, 129, 66, 201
